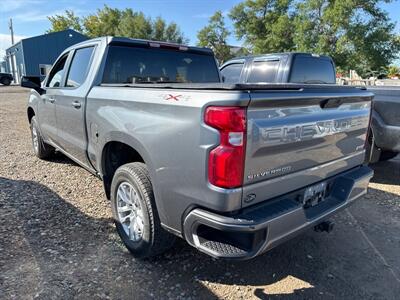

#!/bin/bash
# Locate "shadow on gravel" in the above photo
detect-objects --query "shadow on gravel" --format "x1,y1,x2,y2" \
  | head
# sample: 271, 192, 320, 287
370, 157, 400, 185
1, 174, 399, 299
46, 151, 80, 166
0, 177, 219, 299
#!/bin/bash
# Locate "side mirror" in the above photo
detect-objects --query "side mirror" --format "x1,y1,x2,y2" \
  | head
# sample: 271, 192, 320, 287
21, 76, 45, 95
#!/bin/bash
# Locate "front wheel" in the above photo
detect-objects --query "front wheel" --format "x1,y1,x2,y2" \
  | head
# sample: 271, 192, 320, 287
110, 162, 175, 258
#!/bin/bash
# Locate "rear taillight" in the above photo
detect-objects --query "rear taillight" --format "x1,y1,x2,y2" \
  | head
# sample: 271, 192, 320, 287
205, 106, 246, 188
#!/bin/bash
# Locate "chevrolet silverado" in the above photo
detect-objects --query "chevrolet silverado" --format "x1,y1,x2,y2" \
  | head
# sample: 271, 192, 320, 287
21, 37, 373, 259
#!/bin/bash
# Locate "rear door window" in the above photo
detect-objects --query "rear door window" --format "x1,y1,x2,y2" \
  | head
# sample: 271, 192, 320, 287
102, 46, 220, 84
247, 60, 279, 83
220, 63, 243, 83
289, 56, 335, 84
66, 46, 95, 88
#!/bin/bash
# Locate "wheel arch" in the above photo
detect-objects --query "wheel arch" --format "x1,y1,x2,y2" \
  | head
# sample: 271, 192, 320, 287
99, 135, 156, 200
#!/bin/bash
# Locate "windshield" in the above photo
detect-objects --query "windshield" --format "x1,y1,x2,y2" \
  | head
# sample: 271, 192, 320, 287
289, 56, 336, 84
102, 45, 220, 84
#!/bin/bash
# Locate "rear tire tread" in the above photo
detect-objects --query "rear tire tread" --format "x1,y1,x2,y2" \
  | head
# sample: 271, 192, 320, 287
112, 162, 175, 258
30, 116, 54, 159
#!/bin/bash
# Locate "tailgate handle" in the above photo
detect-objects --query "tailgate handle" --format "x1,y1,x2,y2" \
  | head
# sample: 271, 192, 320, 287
320, 98, 343, 109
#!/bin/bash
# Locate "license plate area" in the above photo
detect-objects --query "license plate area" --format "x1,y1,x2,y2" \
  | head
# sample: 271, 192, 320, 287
302, 182, 328, 208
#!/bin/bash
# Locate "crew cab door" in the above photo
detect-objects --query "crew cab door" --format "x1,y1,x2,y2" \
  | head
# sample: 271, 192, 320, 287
39, 53, 69, 144
55, 45, 96, 168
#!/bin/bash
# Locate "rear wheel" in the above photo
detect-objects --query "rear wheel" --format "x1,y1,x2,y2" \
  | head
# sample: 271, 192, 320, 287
110, 162, 175, 258
30, 116, 54, 159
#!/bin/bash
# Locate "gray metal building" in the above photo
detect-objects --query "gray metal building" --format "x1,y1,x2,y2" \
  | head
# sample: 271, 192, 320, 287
5, 29, 88, 83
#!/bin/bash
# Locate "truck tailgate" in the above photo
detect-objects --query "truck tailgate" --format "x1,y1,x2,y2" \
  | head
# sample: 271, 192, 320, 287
243, 87, 373, 207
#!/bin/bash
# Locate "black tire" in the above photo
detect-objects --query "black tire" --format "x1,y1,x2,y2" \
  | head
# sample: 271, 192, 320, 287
110, 162, 175, 258
379, 151, 398, 161
30, 116, 54, 159
1, 77, 11, 86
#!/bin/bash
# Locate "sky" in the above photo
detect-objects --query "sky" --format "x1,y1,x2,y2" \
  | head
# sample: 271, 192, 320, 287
1, 0, 400, 64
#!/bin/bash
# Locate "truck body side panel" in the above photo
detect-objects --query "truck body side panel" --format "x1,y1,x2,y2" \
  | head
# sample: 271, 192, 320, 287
86, 86, 250, 231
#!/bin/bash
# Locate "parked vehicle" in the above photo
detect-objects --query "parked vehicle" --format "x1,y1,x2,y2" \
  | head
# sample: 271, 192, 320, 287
366, 87, 400, 162
21, 37, 373, 260
220, 53, 336, 84
221, 53, 399, 163
0, 72, 13, 86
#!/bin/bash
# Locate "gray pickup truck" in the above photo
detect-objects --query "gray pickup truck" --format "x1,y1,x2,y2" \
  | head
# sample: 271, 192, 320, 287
366, 87, 400, 162
21, 37, 373, 260
220, 53, 336, 85
221, 53, 399, 163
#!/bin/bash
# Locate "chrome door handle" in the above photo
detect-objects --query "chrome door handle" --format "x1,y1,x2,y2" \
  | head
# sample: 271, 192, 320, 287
72, 101, 81, 109
48, 97, 56, 103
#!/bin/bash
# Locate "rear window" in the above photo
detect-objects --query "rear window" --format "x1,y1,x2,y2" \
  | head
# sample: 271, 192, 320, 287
247, 60, 279, 83
289, 56, 335, 84
220, 63, 243, 83
102, 46, 220, 84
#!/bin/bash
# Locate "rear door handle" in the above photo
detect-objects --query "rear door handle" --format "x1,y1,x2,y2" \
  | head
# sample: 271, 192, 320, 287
72, 101, 81, 109
48, 97, 56, 103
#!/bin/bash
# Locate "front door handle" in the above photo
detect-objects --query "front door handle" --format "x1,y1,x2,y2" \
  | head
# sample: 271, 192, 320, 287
48, 97, 55, 103
72, 101, 81, 109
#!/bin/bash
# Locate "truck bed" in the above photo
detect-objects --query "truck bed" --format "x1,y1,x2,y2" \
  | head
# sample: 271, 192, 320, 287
101, 82, 368, 91
87, 84, 372, 216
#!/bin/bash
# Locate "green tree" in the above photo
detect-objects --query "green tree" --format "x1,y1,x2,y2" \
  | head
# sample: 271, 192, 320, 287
151, 17, 188, 43
47, 10, 82, 33
387, 65, 400, 77
162, 22, 187, 44
83, 5, 122, 37
293, 0, 400, 76
229, 0, 294, 53
197, 11, 233, 63
116, 9, 152, 39
46, 6, 187, 43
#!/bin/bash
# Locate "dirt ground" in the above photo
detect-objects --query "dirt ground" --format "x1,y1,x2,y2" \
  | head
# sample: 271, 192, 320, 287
0, 85, 399, 299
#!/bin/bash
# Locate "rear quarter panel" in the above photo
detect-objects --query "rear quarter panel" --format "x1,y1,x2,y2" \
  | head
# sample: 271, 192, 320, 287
86, 86, 250, 232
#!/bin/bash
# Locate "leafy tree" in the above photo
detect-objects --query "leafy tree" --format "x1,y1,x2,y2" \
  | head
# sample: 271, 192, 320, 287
151, 17, 188, 43
387, 65, 400, 77
83, 5, 121, 37
229, 0, 294, 53
197, 11, 233, 63
46, 6, 187, 43
47, 10, 82, 33
292, 0, 400, 77
162, 21, 187, 44
116, 9, 152, 39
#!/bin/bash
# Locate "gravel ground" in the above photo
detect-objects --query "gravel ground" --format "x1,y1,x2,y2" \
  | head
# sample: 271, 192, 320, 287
1, 85, 399, 299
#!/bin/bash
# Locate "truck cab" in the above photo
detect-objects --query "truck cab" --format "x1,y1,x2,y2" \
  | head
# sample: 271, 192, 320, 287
220, 52, 336, 84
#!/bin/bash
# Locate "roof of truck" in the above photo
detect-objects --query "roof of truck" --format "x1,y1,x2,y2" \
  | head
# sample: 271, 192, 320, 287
221, 52, 333, 68
63, 36, 214, 55
233, 52, 333, 60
